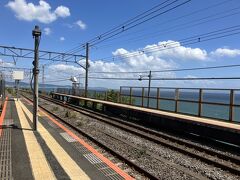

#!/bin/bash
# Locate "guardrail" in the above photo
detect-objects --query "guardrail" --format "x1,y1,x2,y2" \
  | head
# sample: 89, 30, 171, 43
119, 86, 240, 122
55, 87, 240, 123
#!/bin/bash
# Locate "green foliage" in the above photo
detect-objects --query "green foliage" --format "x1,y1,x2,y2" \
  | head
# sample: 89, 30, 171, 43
76, 120, 83, 127
106, 90, 118, 102
52, 106, 59, 112
65, 110, 77, 118
6, 88, 16, 96
138, 148, 147, 157
95, 92, 105, 100
90, 89, 135, 104
7, 88, 13, 94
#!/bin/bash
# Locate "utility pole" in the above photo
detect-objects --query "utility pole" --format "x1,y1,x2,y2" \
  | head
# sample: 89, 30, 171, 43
32, 25, 41, 131
78, 74, 81, 95
79, 74, 81, 86
15, 80, 19, 100
85, 43, 89, 98
147, 70, 152, 107
42, 65, 45, 94
29, 69, 32, 83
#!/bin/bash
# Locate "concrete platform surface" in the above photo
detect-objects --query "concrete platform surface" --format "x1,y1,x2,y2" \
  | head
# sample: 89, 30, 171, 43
0, 97, 133, 180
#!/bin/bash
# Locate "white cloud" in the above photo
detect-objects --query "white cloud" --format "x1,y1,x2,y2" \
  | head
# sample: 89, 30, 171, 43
49, 64, 81, 74
54, 5, 70, 18
144, 40, 208, 61
75, 20, 87, 30
43, 27, 51, 35
47, 41, 240, 88
6, 0, 70, 24
0, 59, 14, 67
47, 40, 210, 87
60, 37, 65, 41
182, 75, 216, 87
210, 48, 240, 58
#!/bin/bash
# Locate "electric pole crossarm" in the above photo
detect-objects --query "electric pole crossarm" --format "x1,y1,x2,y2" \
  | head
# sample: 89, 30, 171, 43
0, 45, 85, 63
75, 61, 86, 70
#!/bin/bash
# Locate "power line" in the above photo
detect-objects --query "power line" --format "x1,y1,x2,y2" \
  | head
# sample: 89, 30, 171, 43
65, 0, 234, 55
87, 64, 240, 74
94, 25, 240, 61
89, 0, 173, 43
0, 66, 31, 70
91, 0, 192, 46
45, 78, 70, 83
62, 0, 191, 56
95, 0, 233, 45
88, 76, 240, 81
94, 6, 240, 50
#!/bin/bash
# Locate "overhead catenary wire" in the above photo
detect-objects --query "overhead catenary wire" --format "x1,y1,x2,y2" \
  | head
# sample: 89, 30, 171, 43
94, 6, 240, 50
63, 0, 233, 56
91, 0, 192, 47
87, 64, 240, 74
48, 0, 177, 57
45, 78, 71, 83
60, 0, 191, 57
87, 77, 240, 81
93, 25, 240, 62
94, 0, 233, 45
88, 0, 173, 42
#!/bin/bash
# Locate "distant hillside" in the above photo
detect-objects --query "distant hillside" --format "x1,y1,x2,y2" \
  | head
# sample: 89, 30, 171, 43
5, 81, 71, 88
5, 81, 109, 91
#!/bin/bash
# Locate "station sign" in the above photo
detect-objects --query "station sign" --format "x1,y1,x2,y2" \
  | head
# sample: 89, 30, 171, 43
12, 71, 24, 80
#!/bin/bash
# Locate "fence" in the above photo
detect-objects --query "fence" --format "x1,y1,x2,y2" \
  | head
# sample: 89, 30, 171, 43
119, 86, 240, 122
56, 88, 115, 101
56, 86, 240, 123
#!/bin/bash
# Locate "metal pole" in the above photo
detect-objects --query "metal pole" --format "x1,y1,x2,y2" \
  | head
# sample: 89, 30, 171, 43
16, 80, 19, 101
229, 89, 234, 121
79, 74, 81, 87
147, 71, 152, 107
157, 88, 160, 109
85, 43, 89, 98
78, 74, 81, 96
32, 25, 41, 131
175, 88, 179, 112
42, 65, 45, 94
198, 89, 203, 117
29, 69, 32, 84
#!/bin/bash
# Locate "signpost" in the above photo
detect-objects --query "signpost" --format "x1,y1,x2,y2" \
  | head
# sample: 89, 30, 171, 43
12, 71, 24, 100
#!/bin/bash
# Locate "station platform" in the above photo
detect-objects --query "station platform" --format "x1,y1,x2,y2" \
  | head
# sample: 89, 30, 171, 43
0, 97, 133, 180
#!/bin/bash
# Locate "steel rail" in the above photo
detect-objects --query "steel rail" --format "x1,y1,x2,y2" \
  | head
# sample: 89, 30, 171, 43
37, 94, 240, 176
21, 93, 159, 180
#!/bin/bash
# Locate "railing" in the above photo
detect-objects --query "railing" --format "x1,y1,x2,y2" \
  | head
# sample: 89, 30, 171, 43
56, 88, 119, 101
55, 87, 240, 123
119, 86, 240, 123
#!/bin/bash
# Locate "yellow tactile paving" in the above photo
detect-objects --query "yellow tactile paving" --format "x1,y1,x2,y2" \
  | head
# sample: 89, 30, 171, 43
15, 99, 56, 180
37, 111, 45, 117
19, 100, 90, 180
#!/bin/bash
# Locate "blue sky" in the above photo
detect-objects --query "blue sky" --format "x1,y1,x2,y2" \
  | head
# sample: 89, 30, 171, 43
1, 0, 240, 89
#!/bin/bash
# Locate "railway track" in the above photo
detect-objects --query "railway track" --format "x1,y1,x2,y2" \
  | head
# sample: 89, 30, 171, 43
21, 93, 209, 179
22, 92, 240, 178
21, 94, 161, 179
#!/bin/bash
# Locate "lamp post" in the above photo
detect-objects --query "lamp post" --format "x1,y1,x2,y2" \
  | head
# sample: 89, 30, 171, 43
70, 76, 78, 95
32, 25, 41, 131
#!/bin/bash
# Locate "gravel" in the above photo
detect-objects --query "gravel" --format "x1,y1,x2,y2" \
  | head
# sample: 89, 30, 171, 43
25, 95, 240, 180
